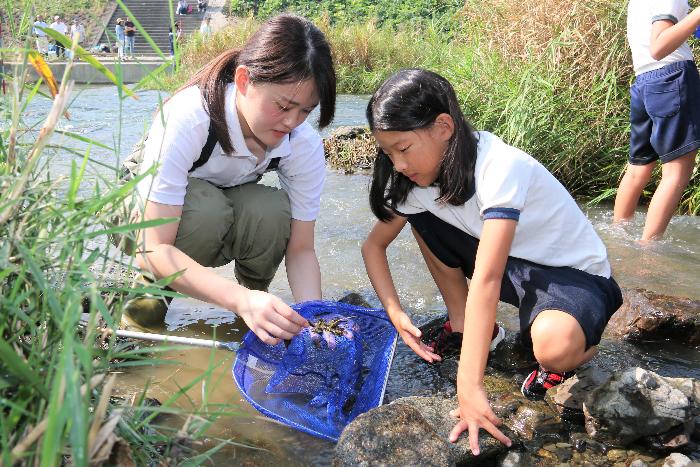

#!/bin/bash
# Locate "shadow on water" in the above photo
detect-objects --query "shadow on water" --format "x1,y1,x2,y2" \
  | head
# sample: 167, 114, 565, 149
28, 87, 700, 464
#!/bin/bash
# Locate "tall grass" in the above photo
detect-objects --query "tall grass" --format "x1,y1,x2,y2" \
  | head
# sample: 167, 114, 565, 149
0, 6, 252, 465
229, 0, 464, 29
202, 0, 700, 212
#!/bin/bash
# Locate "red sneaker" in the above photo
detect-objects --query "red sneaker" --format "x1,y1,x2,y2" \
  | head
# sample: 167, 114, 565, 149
521, 365, 574, 400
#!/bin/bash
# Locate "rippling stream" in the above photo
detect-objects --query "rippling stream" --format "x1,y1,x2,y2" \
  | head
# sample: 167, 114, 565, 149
24, 87, 700, 465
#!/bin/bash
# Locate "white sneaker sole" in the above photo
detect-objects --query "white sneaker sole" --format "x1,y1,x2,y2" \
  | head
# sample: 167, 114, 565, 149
489, 325, 506, 352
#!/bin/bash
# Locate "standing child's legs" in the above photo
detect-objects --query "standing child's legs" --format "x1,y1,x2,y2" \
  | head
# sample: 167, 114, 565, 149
616, 61, 700, 239
641, 150, 696, 240
613, 162, 655, 222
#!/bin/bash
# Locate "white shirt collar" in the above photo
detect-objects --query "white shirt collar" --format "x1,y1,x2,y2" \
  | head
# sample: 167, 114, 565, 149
225, 83, 291, 162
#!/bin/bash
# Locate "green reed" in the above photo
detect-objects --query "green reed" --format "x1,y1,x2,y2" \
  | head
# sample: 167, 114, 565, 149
0, 2, 253, 465
207, 0, 700, 213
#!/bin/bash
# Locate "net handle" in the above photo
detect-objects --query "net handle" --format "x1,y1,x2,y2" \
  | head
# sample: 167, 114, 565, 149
99, 327, 241, 352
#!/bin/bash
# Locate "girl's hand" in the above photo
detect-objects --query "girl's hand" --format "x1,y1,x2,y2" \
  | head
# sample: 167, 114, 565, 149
392, 312, 442, 363
235, 290, 309, 345
448, 383, 511, 455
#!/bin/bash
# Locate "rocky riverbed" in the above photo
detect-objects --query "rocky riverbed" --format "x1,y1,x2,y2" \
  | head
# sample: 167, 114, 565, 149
333, 291, 700, 466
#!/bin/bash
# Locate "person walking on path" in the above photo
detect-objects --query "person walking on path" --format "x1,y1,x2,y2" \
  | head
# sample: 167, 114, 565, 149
49, 15, 68, 59
115, 18, 126, 60
120, 15, 337, 345
124, 18, 136, 59
68, 19, 85, 59
33, 15, 49, 56
613, 0, 700, 241
199, 16, 212, 38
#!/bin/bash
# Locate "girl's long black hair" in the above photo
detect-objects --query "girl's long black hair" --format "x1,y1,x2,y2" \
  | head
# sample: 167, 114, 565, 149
367, 68, 479, 222
176, 14, 336, 154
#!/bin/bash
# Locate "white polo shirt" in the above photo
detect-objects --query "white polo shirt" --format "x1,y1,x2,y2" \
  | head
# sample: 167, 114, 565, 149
33, 21, 48, 37
137, 84, 325, 221
395, 132, 612, 278
50, 21, 68, 36
627, 0, 694, 75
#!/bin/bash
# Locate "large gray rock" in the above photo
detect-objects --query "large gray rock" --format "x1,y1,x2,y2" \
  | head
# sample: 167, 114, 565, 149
583, 367, 699, 446
604, 288, 700, 346
334, 396, 513, 466
545, 365, 613, 423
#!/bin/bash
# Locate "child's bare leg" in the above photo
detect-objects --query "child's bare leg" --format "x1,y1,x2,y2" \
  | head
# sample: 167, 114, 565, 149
613, 162, 655, 222
412, 227, 469, 332
641, 150, 696, 241
530, 310, 596, 373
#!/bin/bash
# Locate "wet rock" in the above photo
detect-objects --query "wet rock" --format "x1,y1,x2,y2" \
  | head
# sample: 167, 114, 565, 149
645, 423, 692, 451
504, 400, 562, 440
662, 452, 694, 466
604, 288, 700, 346
334, 396, 514, 466
498, 450, 533, 466
545, 365, 613, 424
323, 126, 375, 174
570, 432, 607, 455
583, 367, 698, 446
693, 416, 700, 441
396, 396, 515, 462
606, 448, 628, 462
337, 292, 372, 308
629, 459, 650, 467
333, 403, 452, 467
489, 331, 537, 372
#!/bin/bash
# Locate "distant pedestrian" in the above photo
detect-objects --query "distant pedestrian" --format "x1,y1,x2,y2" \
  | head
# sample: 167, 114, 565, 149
70, 19, 85, 44
197, 0, 208, 13
115, 18, 126, 60
33, 15, 49, 56
176, 20, 184, 44
168, 25, 175, 56
68, 18, 85, 59
124, 18, 136, 59
199, 16, 212, 38
49, 15, 68, 59
177, 0, 189, 15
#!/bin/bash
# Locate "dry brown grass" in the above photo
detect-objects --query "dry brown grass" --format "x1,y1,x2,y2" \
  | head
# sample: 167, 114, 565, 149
459, 0, 631, 88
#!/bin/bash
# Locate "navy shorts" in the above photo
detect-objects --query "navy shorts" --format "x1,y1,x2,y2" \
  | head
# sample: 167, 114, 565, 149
629, 60, 700, 165
406, 212, 623, 349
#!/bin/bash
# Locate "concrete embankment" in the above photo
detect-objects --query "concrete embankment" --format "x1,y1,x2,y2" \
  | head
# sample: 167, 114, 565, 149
12, 59, 169, 85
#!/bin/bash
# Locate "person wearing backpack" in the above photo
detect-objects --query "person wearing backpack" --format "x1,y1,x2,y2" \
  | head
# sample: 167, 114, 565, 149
122, 14, 336, 345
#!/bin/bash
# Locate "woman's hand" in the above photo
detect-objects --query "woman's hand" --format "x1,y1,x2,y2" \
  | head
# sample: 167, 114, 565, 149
392, 312, 442, 363
448, 383, 511, 455
235, 290, 309, 345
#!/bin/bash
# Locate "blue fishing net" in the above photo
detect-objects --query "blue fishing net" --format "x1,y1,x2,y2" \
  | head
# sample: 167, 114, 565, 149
232, 300, 398, 441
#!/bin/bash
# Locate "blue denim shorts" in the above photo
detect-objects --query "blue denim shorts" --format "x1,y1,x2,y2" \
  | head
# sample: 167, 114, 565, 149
406, 212, 623, 349
629, 60, 700, 165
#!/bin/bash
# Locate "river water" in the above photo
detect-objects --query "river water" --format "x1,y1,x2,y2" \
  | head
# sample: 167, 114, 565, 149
26, 87, 700, 465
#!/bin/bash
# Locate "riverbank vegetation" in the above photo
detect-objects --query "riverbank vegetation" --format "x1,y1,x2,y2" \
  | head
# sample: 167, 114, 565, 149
0, 18, 249, 465
184, 0, 699, 213
3, 0, 110, 49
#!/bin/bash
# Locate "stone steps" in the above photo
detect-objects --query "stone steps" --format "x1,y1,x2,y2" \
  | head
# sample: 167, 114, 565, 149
97, 0, 208, 56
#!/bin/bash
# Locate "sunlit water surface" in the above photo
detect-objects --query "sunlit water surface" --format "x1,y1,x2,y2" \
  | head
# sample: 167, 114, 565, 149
25, 87, 700, 465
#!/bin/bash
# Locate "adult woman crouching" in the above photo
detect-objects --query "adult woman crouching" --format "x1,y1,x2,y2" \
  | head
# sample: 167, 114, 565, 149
127, 14, 335, 344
